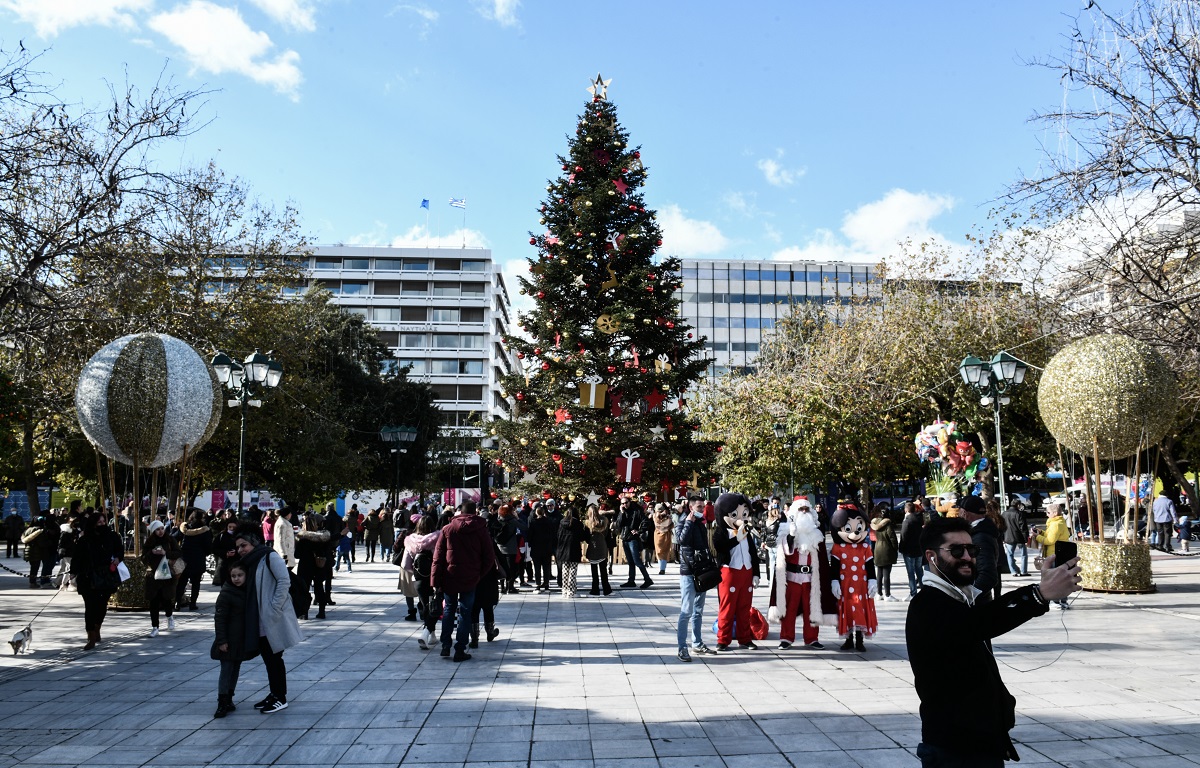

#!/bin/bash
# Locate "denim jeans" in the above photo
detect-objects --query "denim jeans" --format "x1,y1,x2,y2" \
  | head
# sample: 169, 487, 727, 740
1005, 543, 1028, 575
677, 574, 707, 649
625, 540, 650, 583
902, 554, 924, 597
440, 589, 475, 652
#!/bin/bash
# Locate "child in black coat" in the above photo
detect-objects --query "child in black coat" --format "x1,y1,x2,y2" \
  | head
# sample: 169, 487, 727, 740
211, 562, 257, 718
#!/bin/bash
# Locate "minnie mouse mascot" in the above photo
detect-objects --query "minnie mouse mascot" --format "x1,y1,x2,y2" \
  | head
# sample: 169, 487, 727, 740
829, 502, 878, 652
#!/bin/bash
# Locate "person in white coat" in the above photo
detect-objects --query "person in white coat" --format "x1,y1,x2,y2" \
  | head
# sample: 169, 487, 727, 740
273, 508, 297, 569
235, 527, 303, 714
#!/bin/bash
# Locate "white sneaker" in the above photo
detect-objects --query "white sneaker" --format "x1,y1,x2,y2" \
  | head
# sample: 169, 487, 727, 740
167, 617, 176, 631
1049, 602, 1063, 610
150, 627, 159, 637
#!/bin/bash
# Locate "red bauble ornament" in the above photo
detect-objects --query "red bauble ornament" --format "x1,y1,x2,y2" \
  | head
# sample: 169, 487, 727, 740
607, 365, 616, 373
687, 333, 694, 338
495, 458, 503, 465
517, 352, 525, 359
667, 321, 675, 329
562, 165, 568, 171
646, 286, 654, 292
520, 465, 528, 472
516, 393, 525, 400
575, 165, 583, 172
534, 347, 542, 355
639, 367, 647, 373
665, 416, 672, 422
536, 291, 545, 299
490, 491, 498, 499
607, 488, 617, 496
529, 237, 536, 245
628, 205, 637, 210
580, 454, 588, 460
575, 231, 582, 237
543, 490, 552, 499
604, 426, 613, 434
541, 362, 550, 370
657, 239, 663, 245
634, 151, 641, 158
716, 446, 723, 452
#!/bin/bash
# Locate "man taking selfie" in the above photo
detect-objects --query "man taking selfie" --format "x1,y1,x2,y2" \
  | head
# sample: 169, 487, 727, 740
906, 516, 1081, 766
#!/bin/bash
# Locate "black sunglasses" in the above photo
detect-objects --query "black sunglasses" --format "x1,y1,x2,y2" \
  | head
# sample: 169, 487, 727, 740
938, 544, 979, 559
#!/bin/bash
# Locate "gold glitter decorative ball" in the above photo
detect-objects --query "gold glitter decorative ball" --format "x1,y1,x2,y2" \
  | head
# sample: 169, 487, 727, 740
1038, 334, 1177, 459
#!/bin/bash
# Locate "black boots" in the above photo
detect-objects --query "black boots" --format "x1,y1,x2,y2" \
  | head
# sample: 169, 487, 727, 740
469, 623, 480, 649
841, 631, 865, 652
486, 624, 499, 642
83, 629, 99, 651
214, 694, 236, 718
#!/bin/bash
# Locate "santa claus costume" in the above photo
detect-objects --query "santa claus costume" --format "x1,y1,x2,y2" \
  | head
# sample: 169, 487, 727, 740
767, 498, 837, 649
829, 502, 878, 652
711, 493, 761, 650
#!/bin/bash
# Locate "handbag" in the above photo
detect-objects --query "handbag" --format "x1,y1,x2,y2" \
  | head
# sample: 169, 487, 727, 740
116, 561, 131, 582
691, 548, 722, 592
154, 557, 172, 580
169, 557, 186, 577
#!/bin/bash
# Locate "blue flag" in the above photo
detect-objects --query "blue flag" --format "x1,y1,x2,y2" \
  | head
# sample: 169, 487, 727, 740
420, 199, 429, 209
449, 197, 467, 209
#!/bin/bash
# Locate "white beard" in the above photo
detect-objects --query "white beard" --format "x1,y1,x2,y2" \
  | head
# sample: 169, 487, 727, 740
791, 513, 822, 555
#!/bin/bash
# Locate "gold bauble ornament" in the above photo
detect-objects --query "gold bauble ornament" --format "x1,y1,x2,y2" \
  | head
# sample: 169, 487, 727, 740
671, 458, 680, 466
1038, 334, 1178, 458
520, 438, 528, 446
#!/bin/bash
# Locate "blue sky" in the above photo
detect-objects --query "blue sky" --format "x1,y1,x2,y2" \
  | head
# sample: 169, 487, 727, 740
1, 1, 1087, 278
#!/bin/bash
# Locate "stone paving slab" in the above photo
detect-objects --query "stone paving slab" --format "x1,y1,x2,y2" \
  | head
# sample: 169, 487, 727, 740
3, 550, 1200, 767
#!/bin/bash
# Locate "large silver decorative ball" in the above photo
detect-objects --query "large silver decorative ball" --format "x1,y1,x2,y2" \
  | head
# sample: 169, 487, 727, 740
75, 333, 222, 467
1037, 334, 1177, 459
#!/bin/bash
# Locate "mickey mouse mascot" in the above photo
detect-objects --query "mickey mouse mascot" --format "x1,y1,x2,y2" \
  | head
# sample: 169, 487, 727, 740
711, 492, 761, 651
829, 501, 878, 652
767, 497, 837, 649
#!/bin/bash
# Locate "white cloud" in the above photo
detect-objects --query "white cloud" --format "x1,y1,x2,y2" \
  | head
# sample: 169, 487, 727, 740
771, 188, 958, 265
475, 0, 519, 27
381, 224, 491, 249
756, 150, 805, 187
658, 203, 730, 257
247, 0, 315, 31
148, 0, 303, 99
0, 0, 151, 37
392, 3, 438, 22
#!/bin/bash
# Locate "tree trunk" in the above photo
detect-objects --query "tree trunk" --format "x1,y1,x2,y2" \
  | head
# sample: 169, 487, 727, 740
1159, 436, 1196, 501
21, 421, 40, 516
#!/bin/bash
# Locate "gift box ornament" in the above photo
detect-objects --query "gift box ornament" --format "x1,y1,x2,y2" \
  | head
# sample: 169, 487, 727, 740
578, 375, 608, 409
655, 354, 672, 373
616, 448, 643, 483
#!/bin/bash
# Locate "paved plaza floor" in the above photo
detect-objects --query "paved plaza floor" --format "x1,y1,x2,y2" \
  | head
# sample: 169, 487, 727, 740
2, 549, 1200, 768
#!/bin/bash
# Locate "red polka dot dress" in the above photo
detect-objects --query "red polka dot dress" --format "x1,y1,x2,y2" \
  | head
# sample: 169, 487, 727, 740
832, 541, 878, 638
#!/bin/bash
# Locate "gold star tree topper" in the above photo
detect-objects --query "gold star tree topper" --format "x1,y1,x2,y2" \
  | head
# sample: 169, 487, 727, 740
587, 73, 612, 100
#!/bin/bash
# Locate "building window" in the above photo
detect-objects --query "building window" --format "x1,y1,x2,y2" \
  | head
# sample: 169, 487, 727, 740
314, 257, 341, 269
431, 308, 460, 323
401, 306, 427, 322
433, 359, 459, 374
402, 281, 427, 295
460, 334, 484, 349
372, 307, 401, 322
374, 259, 402, 271
374, 280, 401, 295
344, 307, 368, 317
401, 334, 427, 348
434, 258, 461, 271
434, 334, 459, 348
377, 331, 399, 346
343, 259, 369, 270
432, 282, 459, 296
431, 383, 457, 400
460, 360, 484, 374
461, 260, 487, 272
458, 384, 484, 401
395, 358, 426, 373
341, 282, 369, 295
403, 259, 429, 271
461, 282, 486, 295
461, 307, 485, 323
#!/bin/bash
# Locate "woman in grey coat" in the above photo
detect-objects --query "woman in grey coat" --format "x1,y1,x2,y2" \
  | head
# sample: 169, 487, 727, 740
234, 527, 302, 714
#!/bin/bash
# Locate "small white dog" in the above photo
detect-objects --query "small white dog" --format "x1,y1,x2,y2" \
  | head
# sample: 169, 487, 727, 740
9, 625, 32, 655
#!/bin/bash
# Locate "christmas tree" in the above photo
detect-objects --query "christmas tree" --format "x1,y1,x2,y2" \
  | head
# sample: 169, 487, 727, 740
488, 74, 716, 503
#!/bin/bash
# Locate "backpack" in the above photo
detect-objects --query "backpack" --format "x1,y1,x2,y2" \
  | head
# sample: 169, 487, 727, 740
413, 549, 433, 580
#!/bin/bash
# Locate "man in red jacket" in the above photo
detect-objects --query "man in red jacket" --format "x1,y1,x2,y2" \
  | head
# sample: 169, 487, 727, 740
431, 500, 496, 662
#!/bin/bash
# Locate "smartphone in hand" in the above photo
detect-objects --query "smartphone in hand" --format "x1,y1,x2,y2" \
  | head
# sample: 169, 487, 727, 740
1055, 541, 1077, 566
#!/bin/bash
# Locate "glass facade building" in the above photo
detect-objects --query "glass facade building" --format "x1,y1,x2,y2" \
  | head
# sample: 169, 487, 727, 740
677, 259, 880, 378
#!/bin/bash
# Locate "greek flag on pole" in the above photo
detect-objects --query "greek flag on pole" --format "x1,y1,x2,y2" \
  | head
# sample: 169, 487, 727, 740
420, 199, 429, 209
449, 198, 467, 209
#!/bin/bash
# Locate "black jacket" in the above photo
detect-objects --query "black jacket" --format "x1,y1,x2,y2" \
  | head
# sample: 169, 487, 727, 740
211, 581, 259, 662
555, 516, 587, 563
970, 517, 1003, 603
1001, 507, 1028, 546
677, 517, 710, 576
898, 511, 924, 557
711, 524, 761, 577
906, 584, 1047, 760
528, 515, 557, 558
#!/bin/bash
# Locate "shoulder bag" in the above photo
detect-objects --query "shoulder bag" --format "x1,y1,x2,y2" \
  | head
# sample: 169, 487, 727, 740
691, 546, 722, 592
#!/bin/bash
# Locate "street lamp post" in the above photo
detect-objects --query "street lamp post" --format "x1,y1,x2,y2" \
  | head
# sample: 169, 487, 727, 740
773, 423, 799, 500
380, 426, 418, 507
212, 350, 283, 516
958, 351, 1027, 512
